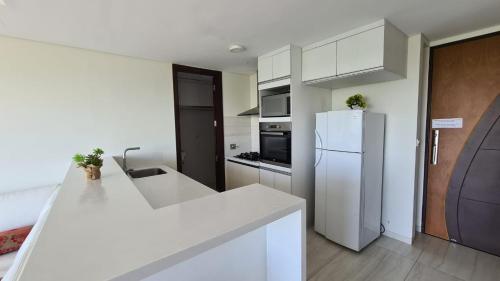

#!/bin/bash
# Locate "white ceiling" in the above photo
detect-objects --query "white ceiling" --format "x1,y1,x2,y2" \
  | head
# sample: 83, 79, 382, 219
0, 0, 499, 73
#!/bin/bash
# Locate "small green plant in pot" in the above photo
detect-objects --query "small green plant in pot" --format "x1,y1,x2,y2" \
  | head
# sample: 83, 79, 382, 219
346, 94, 367, 110
73, 148, 105, 180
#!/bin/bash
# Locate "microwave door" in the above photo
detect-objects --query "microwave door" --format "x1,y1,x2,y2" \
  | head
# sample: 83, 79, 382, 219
262, 95, 288, 117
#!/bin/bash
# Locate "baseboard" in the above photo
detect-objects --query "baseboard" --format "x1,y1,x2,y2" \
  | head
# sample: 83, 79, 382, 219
382, 230, 413, 245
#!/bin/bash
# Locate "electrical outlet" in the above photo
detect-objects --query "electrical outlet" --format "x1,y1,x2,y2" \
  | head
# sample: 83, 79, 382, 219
230, 144, 238, 150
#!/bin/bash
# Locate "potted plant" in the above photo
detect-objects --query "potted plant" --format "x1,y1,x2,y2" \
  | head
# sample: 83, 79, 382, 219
73, 148, 105, 180
346, 94, 367, 110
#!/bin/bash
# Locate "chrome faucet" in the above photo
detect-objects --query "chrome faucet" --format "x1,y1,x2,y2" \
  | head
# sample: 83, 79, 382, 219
123, 147, 140, 172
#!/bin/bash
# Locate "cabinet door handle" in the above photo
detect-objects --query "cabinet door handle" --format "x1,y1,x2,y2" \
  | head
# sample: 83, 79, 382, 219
431, 130, 439, 165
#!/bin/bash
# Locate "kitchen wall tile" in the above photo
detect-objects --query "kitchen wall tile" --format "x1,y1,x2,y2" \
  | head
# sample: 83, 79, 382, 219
223, 116, 252, 157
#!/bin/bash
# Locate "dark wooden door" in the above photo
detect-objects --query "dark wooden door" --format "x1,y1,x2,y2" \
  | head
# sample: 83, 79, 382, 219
424, 33, 500, 245
172, 64, 225, 192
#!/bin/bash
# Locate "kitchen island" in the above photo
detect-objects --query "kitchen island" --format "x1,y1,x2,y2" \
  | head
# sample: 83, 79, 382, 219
13, 157, 306, 281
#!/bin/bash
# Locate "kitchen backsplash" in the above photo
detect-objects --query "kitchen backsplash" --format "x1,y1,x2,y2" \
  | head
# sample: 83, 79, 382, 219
250, 116, 259, 151
223, 116, 252, 157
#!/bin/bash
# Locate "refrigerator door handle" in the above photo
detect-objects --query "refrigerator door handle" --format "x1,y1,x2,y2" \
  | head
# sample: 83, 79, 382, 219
315, 129, 324, 167
316, 129, 324, 150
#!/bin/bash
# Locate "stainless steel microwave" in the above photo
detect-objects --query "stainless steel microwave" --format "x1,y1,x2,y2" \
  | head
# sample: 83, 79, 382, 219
261, 93, 290, 117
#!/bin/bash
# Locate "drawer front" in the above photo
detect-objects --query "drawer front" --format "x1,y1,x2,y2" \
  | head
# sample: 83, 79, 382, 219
225, 160, 239, 190
259, 169, 275, 188
274, 173, 292, 194
240, 165, 260, 186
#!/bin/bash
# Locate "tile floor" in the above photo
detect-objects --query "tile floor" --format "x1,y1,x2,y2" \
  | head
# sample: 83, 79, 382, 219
307, 229, 500, 281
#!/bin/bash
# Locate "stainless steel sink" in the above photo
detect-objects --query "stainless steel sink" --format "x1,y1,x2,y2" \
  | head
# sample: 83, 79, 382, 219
128, 168, 167, 179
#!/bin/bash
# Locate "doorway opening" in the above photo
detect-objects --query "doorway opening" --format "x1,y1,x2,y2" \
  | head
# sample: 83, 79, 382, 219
172, 64, 225, 192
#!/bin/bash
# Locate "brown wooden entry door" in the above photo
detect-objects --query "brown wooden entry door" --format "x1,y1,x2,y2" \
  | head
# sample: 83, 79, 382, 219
424, 33, 500, 254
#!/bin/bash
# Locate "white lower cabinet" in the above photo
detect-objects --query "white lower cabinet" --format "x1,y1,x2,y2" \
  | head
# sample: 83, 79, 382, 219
274, 173, 292, 194
225, 160, 259, 190
259, 169, 274, 188
259, 168, 292, 194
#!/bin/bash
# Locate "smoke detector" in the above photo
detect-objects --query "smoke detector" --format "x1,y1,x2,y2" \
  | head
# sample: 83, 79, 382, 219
229, 44, 246, 53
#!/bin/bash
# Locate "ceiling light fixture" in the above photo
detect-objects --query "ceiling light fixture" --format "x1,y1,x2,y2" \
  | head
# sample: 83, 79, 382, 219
228, 44, 246, 53
0, 0, 6, 6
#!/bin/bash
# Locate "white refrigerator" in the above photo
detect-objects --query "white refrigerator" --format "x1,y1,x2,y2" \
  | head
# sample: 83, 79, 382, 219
314, 110, 384, 251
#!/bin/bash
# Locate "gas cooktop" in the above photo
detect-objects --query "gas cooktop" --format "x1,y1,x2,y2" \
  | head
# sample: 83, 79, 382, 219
234, 152, 260, 161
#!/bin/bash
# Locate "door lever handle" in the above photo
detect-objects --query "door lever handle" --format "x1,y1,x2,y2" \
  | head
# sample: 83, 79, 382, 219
431, 129, 440, 165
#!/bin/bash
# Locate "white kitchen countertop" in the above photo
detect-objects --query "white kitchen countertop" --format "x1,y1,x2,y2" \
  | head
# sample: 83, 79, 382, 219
131, 164, 216, 209
17, 157, 305, 281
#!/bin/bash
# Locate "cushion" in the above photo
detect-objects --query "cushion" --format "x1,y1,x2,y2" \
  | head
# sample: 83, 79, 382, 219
0, 185, 56, 233
0, 226, 33, 255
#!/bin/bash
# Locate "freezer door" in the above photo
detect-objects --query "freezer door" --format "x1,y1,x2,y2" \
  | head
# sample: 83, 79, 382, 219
316, 112, 328, 149
314, 148, 327, 235
327, 110, 363, 153
325, 150, 362, 250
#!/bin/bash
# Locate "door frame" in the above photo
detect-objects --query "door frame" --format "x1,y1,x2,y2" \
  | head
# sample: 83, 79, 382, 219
172, 64, 225, 192
421, 31, 500, 234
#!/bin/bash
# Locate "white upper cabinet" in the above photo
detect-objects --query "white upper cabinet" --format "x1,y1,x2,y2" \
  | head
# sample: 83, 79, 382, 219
257, 56, 273, 83
272, 50, 291, 79
337, 26, 384, 75
302, 42, 337, 81
258, 46, 291, 83
301, 20, 407, 89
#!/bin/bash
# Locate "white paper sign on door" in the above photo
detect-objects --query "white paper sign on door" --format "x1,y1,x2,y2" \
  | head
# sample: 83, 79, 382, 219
432, 118, 463, 129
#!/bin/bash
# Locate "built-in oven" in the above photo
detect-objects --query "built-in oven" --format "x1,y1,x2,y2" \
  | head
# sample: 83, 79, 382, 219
259, 122, 291, 168
261, 92, 290, 117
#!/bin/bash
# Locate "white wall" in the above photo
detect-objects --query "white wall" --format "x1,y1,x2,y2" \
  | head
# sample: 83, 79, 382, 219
222, 72, 251, 117
415, 39, 430, 233
222, 72, 253, 157
0, 36, 177, 193
430, 23, 500, 46
331, 34, 425, 243
0, 35, 254, 193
